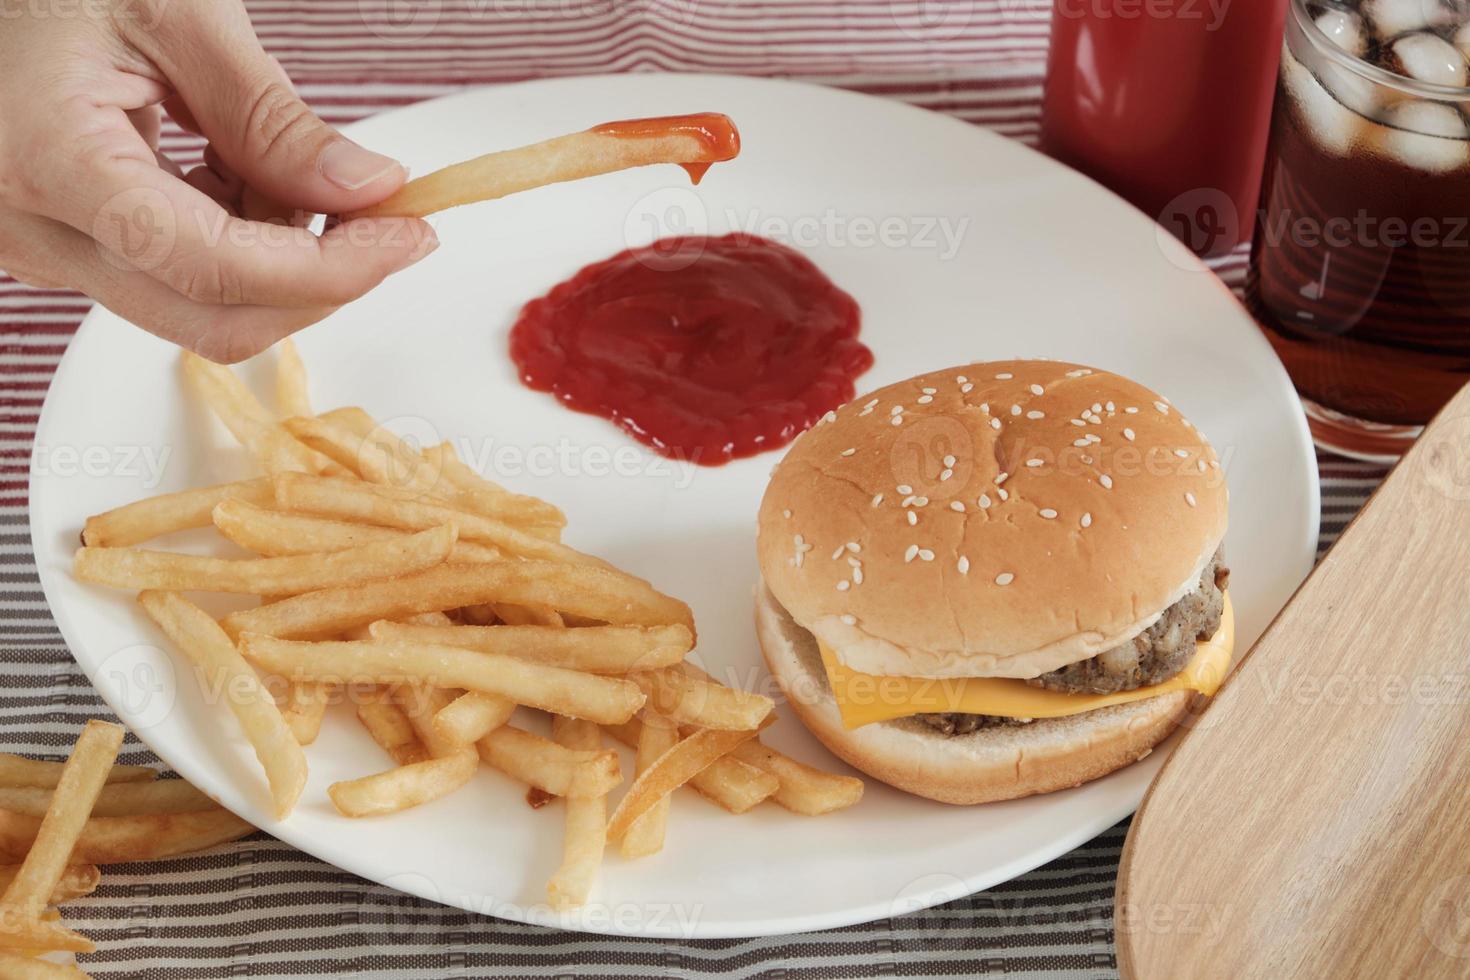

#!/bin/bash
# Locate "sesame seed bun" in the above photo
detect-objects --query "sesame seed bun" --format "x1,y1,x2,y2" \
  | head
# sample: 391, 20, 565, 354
755, 360, 1228, 680
755, 582, 1194, 805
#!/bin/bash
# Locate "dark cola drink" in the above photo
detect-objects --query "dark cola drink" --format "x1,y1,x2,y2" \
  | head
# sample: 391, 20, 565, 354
1247, 0, 1470, 460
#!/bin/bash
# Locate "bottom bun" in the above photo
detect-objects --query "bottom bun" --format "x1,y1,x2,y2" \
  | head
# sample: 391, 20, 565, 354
756, 582, 1194, 805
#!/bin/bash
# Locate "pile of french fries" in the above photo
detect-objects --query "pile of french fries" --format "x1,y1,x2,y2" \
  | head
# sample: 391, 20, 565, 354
72, 342, 862, 913
0, 721, 253, 978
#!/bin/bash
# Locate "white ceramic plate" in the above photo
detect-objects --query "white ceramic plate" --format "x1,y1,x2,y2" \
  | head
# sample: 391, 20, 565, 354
31, 74, 1319, 939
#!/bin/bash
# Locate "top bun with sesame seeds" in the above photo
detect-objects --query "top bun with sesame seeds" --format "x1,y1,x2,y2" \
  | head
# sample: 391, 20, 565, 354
756, 360, 1228, 681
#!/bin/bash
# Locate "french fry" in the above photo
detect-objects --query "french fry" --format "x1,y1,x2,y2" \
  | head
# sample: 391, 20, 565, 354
212, 498, 503, 564
75, 524, 457, 595
484, 603, 563, 627
327, 750, 478, 818
0, 808, 254, 864
367, 621, 692, 674
285, 415, 440, 497
606, 726, 764, 840
274, 473, 598, 567
475, 726, 621, 798
239, 634, 645, 726
346, 115, 740, 220
181, 352, 334, 475
0, 865, 98, 904
630, 666, 774, 731
356, 699, 428, 767
278, 682, 332, 746
604, 720, 777, 814
220, 561, 693, 640
82, 478, 273, 548
621, 712, 678, 859
726, 742, 864, 815
275, 337, 312, 418
0, 756, 153, 790
0, 951, 91, 977
139, 591, 307, 820
546, 717, 607, 911
421, 442, 565, 531
432, 692, 516, 746
0, 721, 122, 948
0, 781, 213, 819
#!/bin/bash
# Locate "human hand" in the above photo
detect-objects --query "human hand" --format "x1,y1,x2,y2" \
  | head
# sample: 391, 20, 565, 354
0, 0, 438, 362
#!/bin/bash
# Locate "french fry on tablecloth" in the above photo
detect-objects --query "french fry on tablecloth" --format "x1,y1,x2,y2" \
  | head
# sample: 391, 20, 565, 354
0, 781, 213, 819
0, 864, 98, 904
0, 756, 153, 790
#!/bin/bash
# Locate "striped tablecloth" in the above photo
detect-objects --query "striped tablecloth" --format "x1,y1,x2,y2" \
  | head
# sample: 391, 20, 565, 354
0, 2, 1390, 976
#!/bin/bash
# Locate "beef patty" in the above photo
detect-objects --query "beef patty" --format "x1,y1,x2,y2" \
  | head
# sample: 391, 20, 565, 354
914, 549, 1228, 735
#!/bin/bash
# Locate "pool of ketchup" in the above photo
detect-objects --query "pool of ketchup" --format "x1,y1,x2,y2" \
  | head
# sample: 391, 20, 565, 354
508, 234, 871, 465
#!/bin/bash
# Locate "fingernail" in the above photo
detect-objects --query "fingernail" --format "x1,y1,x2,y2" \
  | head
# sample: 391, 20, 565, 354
320, 140, 403, 191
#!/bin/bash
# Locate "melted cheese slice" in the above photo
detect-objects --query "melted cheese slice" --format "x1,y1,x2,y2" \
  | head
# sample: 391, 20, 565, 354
819, 595, 1235, 729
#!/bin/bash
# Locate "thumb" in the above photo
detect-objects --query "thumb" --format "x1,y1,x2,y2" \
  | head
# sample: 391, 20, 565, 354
134, 4, 407, 214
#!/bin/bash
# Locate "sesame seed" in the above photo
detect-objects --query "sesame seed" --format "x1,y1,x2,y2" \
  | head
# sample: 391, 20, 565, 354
1123, 428, 1136, 441
1091, 402, 1102, 414
961, 383, 974, 394
958, 556, 971, 574
1026, 458, 1044, 468
950, 501, 965, 512
782, 509, 792, 519
1039, 508, 1058, 519
1174, 449, 1189, 458
979, 402, 990, 414
917, 395, 933, 404
858, 407, 874, 416
996, 372, 1013, 380
846, 542, 861, 553
897, 485, 913, 494
979, 494, 991, 509
1087, 434, 1102, 444
907, 511, 918, 526
904, 545, 919, 563
841, 614, 857, 625
837, 580, 850, 591
1106, 401, 1116, 412
997, 487, 1009, 501
995, 572, 1015, 586
943, 455, 956, 467
1100, 474, 1114, 489
1185, 492, 1197, 507
922, 387, 937, 395
890, 406, 903, 416
1126, 406, 1139, 414
1030, 383, 1044, 396
820, 410, 837, 424
1082, 454, 1094, 464
853, 568, 864, 584
871, 493, 884, 507
1198, 459, 1207, 472
1081, 512, 1093, 528
1087, 412, 1103, 423
847, 556, 861, 567
1011, 405, 1022, 416
1074, 439, 1090, 448
1065, 368, 1091, 378
1210, 460, 1220, 469
995, 472, 1009, 484
914, 497, 929, 506
940, 468, 953, 481
956, 376, 968, 384
841, 448, 856, 457
1155, 401, 1170, 414
831, 546, 845, 561
891, 416, 903, 426
1070, 419, 1086, 427
990, 418, 1001, 430
1027, 410, 1045, 419
864, 398, 879, 409
918, 549, 935, 562
901, 495, 917, 507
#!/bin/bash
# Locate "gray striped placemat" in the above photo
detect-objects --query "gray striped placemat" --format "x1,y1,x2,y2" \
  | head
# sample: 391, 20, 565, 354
0, 1, 1389, 975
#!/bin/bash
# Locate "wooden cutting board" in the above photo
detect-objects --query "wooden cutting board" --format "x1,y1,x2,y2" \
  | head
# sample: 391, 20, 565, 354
1116, 383, 1470, 979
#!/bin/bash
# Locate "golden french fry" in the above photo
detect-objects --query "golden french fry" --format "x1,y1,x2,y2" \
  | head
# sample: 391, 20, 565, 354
356, 700, 428, 767
278, 682, 332, 746
394, 686, 467, 758
421, 442, 565, 531
606, 726, 763, 840
630, 666, 774, 731
274, 473, 598, 567
82, 478, 274, 548
485, 603, 563, 627
0, 720, 122, 939
546, 716, 607, 911
432, 692, 516, 746
220, 561, 693, 640
181, 352, 334, 475
240, 634, 645, 726
0, 865, 98, 904
0, 953, 91, 979
0, 755, 153, 790
459, 603, 498, 625
139, 591, 307, 820
0, 781, 213, 819
726, 742, 864, 815
286, 415, 441, 496
0, 808, 254, 864
346, 115, 739, 220
212, 498, 503, 564
604, 719, 777, 814
475, 726, 621, 798
621, 712, 678, 859
275, 337, 312, 418
327, 749, 478, 818
76, 523, 457, 595
367, 621, 691, 675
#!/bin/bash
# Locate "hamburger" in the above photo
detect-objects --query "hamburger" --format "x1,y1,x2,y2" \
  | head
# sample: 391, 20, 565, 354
755, 360, 1233, 804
